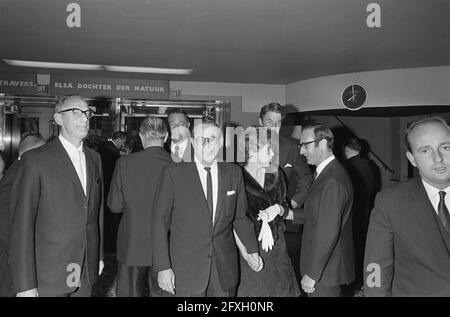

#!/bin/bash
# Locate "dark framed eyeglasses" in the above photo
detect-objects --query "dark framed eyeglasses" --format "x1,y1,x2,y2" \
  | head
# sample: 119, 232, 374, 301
193, 136, 219, 146
58, 108, 94, 119
298, 139, 321, 148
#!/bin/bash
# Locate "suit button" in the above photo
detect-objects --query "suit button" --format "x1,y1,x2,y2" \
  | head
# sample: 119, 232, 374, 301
207, 254, 212, 258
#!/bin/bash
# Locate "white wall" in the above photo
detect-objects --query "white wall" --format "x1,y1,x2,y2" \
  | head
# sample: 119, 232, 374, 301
286, 66, 450, 112
170, 81, 285, 114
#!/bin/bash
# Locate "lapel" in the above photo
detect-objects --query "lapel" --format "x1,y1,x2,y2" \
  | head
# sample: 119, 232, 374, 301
54, 138, 86, 197
311, 159, 334, 194
189, 163, 214, 225
84, 146, 96, 201
409, 178, 450, 255
213, 163, 226, 227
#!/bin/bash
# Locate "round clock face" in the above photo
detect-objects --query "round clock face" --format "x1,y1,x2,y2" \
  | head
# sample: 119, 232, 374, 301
341, 84, 367, 110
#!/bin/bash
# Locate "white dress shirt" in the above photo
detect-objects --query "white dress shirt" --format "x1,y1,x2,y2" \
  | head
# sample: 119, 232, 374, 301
315, 155, 336, 179
421, 180, 450, 215
195, 159, 218, 223
59, 135, 87, 195
171, 138, 189, 159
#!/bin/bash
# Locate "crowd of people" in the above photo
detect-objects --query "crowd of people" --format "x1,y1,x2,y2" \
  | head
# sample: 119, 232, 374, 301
0, 95, 449, 297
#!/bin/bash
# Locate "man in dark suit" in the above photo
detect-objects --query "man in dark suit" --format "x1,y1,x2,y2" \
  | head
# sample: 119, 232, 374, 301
296, 124, 354, 297
342, 137, 378, 289
108, 117, 171, 297
152, 119, 262, 297
0, 133, 45, 297
167, 108, 193, 162
364, 117, 450, 296
9, 95, 104, 297
259, 103, 313, 209
98, 131, 126, 253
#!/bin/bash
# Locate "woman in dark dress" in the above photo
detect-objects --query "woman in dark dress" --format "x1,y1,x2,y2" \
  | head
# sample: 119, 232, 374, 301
235, 128, 300, 297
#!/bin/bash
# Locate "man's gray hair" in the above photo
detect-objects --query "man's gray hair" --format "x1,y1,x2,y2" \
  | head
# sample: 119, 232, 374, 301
139, 116, 167, 140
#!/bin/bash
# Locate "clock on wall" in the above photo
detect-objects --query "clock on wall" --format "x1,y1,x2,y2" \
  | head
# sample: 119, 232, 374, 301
341, 84, 367, 110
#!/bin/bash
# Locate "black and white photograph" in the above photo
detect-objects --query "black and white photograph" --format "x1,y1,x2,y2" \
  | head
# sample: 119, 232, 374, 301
0, 0, 449, 303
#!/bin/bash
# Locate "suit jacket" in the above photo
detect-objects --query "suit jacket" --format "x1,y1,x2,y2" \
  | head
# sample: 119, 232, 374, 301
97, 140, 120, 195
0, 160, 20, 253
343, 155, 377, 236
152, 162, 258, 295
0, 160, 19, 297
300, 159, 355, 286
364, 177, 450, 296
9, 138, 104, 295
277, 136, 313, 206
107, 146, 171, 266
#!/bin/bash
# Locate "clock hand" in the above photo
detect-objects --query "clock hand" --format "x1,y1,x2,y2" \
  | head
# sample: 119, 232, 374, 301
347, 94, 356, 102
352, 85, 354, 95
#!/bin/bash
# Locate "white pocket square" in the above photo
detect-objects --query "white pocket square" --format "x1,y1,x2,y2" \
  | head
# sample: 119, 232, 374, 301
227, 190, 236, 196
284, 163, 293, 168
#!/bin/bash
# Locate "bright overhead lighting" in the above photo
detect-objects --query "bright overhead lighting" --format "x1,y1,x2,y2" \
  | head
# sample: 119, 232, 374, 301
103, 65, 193, 75
2, 59, 193, 75
2, 59, 103, 71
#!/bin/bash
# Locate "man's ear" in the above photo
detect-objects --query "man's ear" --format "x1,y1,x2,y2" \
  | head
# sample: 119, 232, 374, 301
406, 151, 417, 167
139, 133, 145, 144
319, 138, 328, 150
54, 112, 63, 126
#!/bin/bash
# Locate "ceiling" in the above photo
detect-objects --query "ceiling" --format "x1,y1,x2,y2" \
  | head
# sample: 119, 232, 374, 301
0, 0, 448, 84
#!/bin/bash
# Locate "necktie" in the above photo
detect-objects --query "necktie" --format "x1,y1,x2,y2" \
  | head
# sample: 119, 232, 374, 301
172, 145, 181, 162
438, 191, 450, 233
313, 171, 318, 179
75, 148, 86, 195
204, 167, 214, 221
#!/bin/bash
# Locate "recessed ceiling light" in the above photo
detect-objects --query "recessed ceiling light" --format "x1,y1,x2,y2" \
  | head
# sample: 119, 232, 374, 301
2, 59, 103, 71
104, 65, 193, 75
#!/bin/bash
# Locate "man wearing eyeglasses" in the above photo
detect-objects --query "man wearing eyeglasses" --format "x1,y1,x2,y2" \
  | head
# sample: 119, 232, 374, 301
9, 95, 104, 297
152, 119, 261, 297
295, 124, 354, 297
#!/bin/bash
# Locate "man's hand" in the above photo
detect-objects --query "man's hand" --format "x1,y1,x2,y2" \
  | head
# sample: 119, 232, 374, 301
16, 288, 38, 297
158, 269, 176, 295
245, 253, 264, 272
301, 274, 316, 294
99, 260, 104, 275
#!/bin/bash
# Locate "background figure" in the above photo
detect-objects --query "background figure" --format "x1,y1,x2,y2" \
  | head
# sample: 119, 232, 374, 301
0, 133, 45, 297
98, 131, 126, 253
107, 117, 171, 297
342, 137, 378, 290
364, 117, 450, 296
9, 95, 104, 297
259, 103, 313, 210
236, 128, 300, 297
167, 108, 192, 162
152, 119, 261, 297
295, 124, 354, 297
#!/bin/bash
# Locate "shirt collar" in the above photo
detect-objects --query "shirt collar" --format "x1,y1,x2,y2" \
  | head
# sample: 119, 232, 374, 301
171, 138, 189, 153
315, 155, 335, 178
59, 134, 84, 155
194, 155, 218, 171
421, 179, 450, 200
